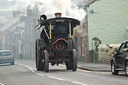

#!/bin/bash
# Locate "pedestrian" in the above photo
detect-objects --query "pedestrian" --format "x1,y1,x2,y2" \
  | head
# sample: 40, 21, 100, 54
19, 49, 23, 59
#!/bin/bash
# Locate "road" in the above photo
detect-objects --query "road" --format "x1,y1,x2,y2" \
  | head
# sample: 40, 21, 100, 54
0, 59, 127, 85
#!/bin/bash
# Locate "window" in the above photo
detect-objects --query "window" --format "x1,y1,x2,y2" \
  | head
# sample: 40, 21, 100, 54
119, 43, 125, 53
0, 51, 12, 56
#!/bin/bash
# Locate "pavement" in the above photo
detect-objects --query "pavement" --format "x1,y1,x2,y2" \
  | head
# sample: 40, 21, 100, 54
77, 61, 111, 72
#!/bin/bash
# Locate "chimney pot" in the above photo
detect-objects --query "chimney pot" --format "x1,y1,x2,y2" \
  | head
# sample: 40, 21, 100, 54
55, 12, 62, 17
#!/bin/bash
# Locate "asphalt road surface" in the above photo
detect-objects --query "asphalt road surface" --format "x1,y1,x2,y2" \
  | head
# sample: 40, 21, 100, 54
0, 59, 127, 85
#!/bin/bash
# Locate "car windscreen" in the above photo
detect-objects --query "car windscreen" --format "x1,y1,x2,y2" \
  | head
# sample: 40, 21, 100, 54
0, 51, 12, 56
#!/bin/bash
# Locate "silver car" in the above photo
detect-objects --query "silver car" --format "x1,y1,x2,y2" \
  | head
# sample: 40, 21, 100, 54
0, 50, 15, 65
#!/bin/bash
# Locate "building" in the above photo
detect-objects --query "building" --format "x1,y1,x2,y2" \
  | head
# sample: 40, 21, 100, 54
0, 18, 19, 51
86, 0, 128, 62
87, 0, 128, 50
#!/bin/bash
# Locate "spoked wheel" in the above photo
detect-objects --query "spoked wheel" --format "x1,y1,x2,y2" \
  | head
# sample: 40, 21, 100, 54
111, 61, 119, 75
72, 49, 77, 71
43, 50, 49, 72
35, 39, 44, 71
125, 62, 128, 77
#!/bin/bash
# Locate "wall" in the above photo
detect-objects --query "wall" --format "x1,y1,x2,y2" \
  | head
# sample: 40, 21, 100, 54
88, 0, 128, 50
98, 44, 120, 63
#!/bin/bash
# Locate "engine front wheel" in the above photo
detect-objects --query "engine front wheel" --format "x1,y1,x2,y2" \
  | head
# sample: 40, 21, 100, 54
43, 50, 49, 72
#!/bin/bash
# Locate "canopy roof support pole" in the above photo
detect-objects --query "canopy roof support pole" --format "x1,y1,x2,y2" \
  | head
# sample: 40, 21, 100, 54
72, 24, 78, 38
69, 21, 72, 38
42, 26, 50, 39
49, 22, 51, 39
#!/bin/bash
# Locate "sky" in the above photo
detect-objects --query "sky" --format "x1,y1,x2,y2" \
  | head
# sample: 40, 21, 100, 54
0, 0, 87, 20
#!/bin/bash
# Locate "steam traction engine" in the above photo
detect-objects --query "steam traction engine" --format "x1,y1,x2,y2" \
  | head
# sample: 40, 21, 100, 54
35, 13, 80, 72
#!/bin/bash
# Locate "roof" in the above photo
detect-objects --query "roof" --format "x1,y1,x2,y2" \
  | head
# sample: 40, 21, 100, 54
77, 0, 96, 8
10, 26, 16, 31
40, 17, 80, 25
0, 18, 19, 32
10, 14, 38, 31
0, 50, 12, 52
87, 0, 96, 5
10, 22, 25, 31
123, 40, 128, 43
0, 17, 9, 24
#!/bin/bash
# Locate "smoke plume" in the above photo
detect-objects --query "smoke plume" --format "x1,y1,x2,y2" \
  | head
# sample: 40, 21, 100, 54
5, 0, 86, 20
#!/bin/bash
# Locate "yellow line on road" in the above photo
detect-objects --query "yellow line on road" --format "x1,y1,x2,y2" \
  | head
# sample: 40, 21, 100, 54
77, 69, 92, 72
0, 83, 4, 85
60, 64, 91, 72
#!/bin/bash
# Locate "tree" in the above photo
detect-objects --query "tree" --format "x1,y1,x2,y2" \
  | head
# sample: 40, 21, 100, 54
92, 37, 101, 52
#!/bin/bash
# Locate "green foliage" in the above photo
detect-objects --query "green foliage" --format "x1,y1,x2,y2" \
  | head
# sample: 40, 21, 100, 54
106, 49, 109, 53
100, 48, 105, 52
92, 37, 101, 52
92, 37, 101, 44
100, 48, 109, 53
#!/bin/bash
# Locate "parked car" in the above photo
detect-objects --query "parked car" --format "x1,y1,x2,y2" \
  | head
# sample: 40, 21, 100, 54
111, 40, 128, 77
0, 50, 15, 65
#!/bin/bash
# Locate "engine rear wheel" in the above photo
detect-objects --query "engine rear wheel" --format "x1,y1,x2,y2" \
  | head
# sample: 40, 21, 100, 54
65, 39, 74, 70
65, 62, 72, 70
44, 50, 49, 72
35, 39, 44, 71
66, 39, 76, 70
68, 39, 75, 49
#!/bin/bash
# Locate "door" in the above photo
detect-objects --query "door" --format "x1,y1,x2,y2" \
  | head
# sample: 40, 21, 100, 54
115, 43, 126, 65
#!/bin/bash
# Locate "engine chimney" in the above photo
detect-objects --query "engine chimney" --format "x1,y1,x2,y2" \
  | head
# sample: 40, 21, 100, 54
55, 13, 62, 17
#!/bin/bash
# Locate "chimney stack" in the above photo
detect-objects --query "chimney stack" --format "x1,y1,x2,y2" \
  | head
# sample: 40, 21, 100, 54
27, 5, 33, 16
54, 12, 62, 17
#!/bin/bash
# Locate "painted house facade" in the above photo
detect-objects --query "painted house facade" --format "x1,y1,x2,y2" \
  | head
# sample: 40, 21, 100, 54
87, 0, 128, 51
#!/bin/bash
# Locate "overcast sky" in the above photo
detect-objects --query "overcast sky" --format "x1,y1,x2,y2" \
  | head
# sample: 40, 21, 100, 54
0, 0, 89, 20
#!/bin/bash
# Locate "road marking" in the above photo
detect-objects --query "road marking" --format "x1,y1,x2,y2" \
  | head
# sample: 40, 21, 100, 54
0, 83, 4, 85
35, 73, 44, 76
72, 82, 87, 85
17, 63, 87, 85
29, 67, 35, 73
17, 64, 36, 73
48, 76, 66, 81
17, 63, 44, 76
48, 76, 87, 85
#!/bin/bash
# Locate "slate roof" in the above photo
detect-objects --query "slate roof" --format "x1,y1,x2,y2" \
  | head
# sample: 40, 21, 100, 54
0, 18, 19, 32
0, 17, 9, 24
10, 22, 25, 31
10, 14, 38, 31
77, 0, 96, 8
